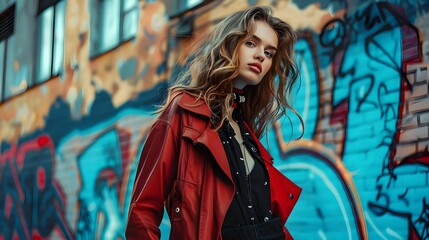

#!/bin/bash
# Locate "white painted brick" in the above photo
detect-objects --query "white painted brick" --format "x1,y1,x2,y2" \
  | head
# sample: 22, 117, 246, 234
321, 77, 332, 90
333, 144, 345, 156
407, 63, 420, 72
417, 140, 429, 152
423, 40, 429, 62
416, 67, 428, 83
323, 143, 337, 154
403, 100, 410, 115
409, 98, 429, 113
334, 127, 344, 139
324, 103, 331, 117
410, 83, 428, 98
399, 126, 429, 142
319, 117, 332, 130
420, 112, 429, 124
400, 115, 418, 129
407, 62, 429, 85
394, 143, 417, 160
403, 90, 412, 103
406, 70, 416, 86
323, 93, 332, 103
324, 131, 334, 142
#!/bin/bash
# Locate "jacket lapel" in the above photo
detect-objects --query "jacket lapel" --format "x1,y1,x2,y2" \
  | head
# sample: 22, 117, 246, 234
178, 93, 233, 182
195, 128, 232, 181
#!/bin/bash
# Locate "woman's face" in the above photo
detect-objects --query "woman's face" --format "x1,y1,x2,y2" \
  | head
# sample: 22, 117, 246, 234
233, 21, 278, 89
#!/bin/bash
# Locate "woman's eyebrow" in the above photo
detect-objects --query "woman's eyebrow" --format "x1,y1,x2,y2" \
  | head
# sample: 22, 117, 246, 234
250, 34, 277, 51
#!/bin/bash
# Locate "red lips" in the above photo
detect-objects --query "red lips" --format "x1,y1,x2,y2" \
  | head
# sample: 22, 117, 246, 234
248, 63, 262, 73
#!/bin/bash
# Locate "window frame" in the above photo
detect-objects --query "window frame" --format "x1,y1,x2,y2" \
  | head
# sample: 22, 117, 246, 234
90, 0, 139, 58
34, 0, 66, 84
166, 0, 207, 19
0, 4, 16, 102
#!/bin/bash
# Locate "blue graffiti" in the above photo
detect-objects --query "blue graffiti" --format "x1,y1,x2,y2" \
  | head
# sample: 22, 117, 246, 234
76, 129, 126, 239
264, 1, 424, 239
276, 145, 363, 240
329, 2, 422, 239
293, 35, 320, 140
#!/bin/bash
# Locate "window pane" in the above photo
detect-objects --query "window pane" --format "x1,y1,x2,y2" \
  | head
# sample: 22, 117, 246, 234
5, 35, 26, 99
123, 8, 138, 39
0, 41, 4, 100
36, 7, 54, 83
100, 0, 119, 51
124, 0, 137, 11
166, 0, 203, 16
53, 0, 66, 76
186, 0, 203, 8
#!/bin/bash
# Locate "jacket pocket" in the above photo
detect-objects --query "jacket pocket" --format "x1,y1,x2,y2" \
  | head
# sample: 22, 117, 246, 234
182, 126, 202, 144
170, 178, 201, 240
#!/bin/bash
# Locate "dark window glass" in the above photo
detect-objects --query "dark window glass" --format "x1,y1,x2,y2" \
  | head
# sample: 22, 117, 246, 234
0, 4, 16, 101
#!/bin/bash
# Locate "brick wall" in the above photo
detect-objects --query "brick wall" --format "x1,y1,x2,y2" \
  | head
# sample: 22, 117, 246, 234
0, 0, 428, 239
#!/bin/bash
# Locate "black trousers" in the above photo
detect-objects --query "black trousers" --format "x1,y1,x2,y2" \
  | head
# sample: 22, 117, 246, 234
221, 217, 285, 240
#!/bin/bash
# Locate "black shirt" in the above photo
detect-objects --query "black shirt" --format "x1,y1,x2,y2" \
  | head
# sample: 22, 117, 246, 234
218, 116, 274, 229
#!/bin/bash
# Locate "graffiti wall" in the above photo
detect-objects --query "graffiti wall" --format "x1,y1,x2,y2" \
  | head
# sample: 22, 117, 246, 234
0, 0, 428, 239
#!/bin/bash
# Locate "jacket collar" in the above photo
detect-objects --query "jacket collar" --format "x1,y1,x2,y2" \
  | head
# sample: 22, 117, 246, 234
178, 92, 211, 119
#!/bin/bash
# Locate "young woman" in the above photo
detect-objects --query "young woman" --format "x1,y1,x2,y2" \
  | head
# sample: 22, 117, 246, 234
126, 6, 302, 240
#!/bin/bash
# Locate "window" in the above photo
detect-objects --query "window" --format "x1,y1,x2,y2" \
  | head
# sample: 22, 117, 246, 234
90, 0, 139, 56
123, 0, 139, 39
35, 0, 66, 84
165, 0, 204, 17
0, 4, 16, 101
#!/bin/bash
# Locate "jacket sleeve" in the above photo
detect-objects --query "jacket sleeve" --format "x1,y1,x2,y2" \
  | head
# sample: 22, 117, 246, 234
126, 120, 179, 240
283, 226, 294, 240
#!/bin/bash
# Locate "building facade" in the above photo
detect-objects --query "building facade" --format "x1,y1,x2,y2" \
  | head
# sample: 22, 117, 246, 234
0, 0, 428, 239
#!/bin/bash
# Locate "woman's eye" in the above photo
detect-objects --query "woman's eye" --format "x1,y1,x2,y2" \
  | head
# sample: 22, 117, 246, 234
245, 41, 256, 47
265, 51, 273, 58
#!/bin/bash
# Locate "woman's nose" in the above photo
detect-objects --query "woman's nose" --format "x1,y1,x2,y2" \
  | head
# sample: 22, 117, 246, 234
254, 51, 264, 62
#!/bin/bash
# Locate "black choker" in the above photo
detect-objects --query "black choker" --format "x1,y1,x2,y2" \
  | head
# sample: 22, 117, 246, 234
232, 88, 245, 109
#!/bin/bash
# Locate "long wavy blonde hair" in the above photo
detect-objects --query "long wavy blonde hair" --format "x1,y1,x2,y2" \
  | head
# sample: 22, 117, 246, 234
160, 6, 302, 138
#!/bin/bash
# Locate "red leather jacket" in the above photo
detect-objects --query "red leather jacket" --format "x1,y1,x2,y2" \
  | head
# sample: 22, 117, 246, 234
126, 93, 301, 239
